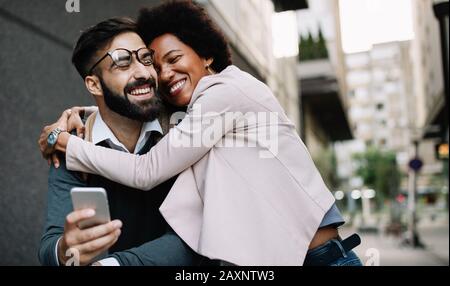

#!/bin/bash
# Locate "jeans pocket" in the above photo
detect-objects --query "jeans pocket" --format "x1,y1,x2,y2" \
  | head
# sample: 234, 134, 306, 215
330, 251, 363, 266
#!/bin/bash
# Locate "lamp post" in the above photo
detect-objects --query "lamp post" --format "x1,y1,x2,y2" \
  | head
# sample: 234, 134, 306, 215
406, 140, 425, 248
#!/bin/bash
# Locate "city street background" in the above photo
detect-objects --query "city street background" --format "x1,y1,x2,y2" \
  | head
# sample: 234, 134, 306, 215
0, 0, 448, 265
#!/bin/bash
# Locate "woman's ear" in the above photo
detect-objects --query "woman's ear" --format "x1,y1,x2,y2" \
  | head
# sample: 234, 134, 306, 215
205, 58, 215, 74
84, 75, 103, 97
206, 58, 214, 67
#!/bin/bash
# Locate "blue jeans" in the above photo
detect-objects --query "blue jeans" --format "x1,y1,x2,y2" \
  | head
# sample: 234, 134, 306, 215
304, 238, 363, 266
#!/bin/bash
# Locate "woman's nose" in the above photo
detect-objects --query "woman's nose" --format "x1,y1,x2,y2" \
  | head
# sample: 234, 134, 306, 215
160, 66, 175, 82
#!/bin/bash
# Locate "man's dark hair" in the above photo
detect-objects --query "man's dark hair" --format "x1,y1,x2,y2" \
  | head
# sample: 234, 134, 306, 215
72, 17, 137, 79
137, 0, 232, 73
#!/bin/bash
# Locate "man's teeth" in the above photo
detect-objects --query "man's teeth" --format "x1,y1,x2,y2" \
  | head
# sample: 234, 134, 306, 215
170, 80, 186, 94
129, 87, 151, 96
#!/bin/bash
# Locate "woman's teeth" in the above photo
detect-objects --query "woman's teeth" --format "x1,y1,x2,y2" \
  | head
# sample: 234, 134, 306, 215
170, 80, 186, 94
129, 87, 151, 96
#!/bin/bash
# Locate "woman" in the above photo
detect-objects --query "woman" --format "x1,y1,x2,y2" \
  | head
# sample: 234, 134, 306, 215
40, 0, 361, 266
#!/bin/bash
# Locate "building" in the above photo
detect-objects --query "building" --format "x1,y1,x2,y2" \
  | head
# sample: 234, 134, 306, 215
200, 0, 306, 130
296, 0, 353, 188
410, 0, 447, 142
340, 0, 447, 200
408, 0, 448, 196
345, 42, 413, 154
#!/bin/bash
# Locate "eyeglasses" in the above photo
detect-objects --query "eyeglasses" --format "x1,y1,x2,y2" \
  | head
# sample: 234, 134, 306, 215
88, 48, 154, 75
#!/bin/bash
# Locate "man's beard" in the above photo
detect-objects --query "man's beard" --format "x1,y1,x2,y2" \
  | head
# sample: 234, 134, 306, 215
100, 78, 162, 122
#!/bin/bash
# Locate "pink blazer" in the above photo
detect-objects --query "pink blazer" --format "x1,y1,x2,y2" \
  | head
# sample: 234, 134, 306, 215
66, 65, 335, 265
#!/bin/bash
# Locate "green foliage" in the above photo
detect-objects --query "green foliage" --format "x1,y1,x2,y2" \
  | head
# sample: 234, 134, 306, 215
299, 27, 329, 62
313, 146, 339, 190
352, 147, 401, 204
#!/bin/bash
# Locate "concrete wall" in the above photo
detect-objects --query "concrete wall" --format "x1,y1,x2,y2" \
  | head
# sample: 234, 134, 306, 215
0, 0, 162, 266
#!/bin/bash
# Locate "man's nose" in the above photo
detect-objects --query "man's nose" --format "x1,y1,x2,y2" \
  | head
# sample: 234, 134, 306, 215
131, 61, 152, 80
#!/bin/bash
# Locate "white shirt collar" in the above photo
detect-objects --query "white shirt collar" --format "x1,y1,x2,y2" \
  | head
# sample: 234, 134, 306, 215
92, 112, 163, 154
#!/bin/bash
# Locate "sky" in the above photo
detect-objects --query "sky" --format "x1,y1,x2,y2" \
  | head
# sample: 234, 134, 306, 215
272, 11, 300, 58
339, 0, 415, 54
275, 0, 416, 57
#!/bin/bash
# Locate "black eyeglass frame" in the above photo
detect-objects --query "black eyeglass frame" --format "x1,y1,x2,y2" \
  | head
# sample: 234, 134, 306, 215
88, 47, 154, 76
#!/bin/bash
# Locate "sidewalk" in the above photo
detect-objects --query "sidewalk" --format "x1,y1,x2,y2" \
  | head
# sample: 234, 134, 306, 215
339, 213, 449, 266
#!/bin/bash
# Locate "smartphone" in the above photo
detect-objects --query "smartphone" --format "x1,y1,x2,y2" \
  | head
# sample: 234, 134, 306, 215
70, 187, 111, 229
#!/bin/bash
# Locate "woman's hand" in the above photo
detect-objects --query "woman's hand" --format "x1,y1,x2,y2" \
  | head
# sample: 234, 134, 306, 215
38, 106, 89, 167
68, 106, 87, 139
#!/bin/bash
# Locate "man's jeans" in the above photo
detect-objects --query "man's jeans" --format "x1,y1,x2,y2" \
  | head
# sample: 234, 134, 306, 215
304, 238, 363, 266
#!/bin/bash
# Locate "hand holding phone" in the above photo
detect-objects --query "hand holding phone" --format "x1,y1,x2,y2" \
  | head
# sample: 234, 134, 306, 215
57, 187, 120, 266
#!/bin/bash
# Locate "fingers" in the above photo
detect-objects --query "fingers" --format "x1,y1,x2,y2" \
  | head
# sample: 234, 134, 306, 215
77, 228, 121, 254
63, 108, 72, 117
67, 108, 86, 137
63, 220, 122, 266
65, 209, 96, 230
76, 220, 122, 245
76, 126, 85, 138
56, 109, 72, 131
52, 153, 60, 168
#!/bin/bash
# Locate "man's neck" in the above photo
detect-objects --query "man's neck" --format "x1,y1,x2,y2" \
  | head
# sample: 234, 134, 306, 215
98, 105, 142, 153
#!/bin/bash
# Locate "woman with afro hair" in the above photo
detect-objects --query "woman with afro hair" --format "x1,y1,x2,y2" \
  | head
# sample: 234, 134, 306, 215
41, 0, 361, 266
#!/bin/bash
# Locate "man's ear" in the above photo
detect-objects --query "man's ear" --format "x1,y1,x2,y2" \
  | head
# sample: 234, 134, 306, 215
85, 75, 103, 97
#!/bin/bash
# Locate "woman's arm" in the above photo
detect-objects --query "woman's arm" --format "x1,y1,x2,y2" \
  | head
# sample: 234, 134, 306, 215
64, 83, 242, 190
38, 106, 98, 167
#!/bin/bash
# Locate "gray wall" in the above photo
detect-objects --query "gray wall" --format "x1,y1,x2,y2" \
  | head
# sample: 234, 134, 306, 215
0, 0, 263, 265
0, 0, 161, 266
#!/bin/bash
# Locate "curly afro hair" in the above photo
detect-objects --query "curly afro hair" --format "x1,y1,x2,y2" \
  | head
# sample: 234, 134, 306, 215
137, 0, 232, 73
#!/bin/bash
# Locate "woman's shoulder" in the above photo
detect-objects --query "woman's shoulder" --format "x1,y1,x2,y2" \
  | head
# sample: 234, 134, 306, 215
197, 65, 240, 87
189, 65, 280, 114
193, 65, 263, 98
190, 66, 245, 103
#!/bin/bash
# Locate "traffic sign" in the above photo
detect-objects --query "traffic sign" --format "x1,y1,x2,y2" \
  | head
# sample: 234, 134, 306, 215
409, 158, 423, 172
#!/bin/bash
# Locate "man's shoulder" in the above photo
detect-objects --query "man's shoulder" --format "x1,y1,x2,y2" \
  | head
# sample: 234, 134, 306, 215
48, 155, 86, 188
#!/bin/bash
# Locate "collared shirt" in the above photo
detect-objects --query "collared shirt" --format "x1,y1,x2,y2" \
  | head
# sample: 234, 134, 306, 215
92, 112, 163, 154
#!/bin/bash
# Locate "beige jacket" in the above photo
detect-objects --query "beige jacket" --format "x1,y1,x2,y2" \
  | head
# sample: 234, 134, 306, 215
66, 65, 335, 266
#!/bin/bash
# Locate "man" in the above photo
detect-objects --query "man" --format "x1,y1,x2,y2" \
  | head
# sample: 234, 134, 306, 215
38, 17, 203, 266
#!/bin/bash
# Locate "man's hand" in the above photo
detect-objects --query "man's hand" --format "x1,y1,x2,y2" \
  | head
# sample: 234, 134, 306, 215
58, 209, 122, 266
38, 107, 88, 168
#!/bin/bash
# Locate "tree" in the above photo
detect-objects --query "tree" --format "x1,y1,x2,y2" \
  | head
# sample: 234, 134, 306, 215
317, 27, 329, 59
313, 146, 339, 190
298, 29, 329, 62
352, 147, 401, 207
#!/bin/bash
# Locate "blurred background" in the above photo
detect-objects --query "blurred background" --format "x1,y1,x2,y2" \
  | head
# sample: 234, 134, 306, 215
0, 0, 448, 265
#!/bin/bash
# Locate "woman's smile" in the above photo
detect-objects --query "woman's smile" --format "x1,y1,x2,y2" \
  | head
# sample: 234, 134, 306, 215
168, 78, 187, 97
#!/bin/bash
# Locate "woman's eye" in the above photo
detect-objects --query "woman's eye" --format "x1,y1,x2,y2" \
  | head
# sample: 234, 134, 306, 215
169, 55, 181, 64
